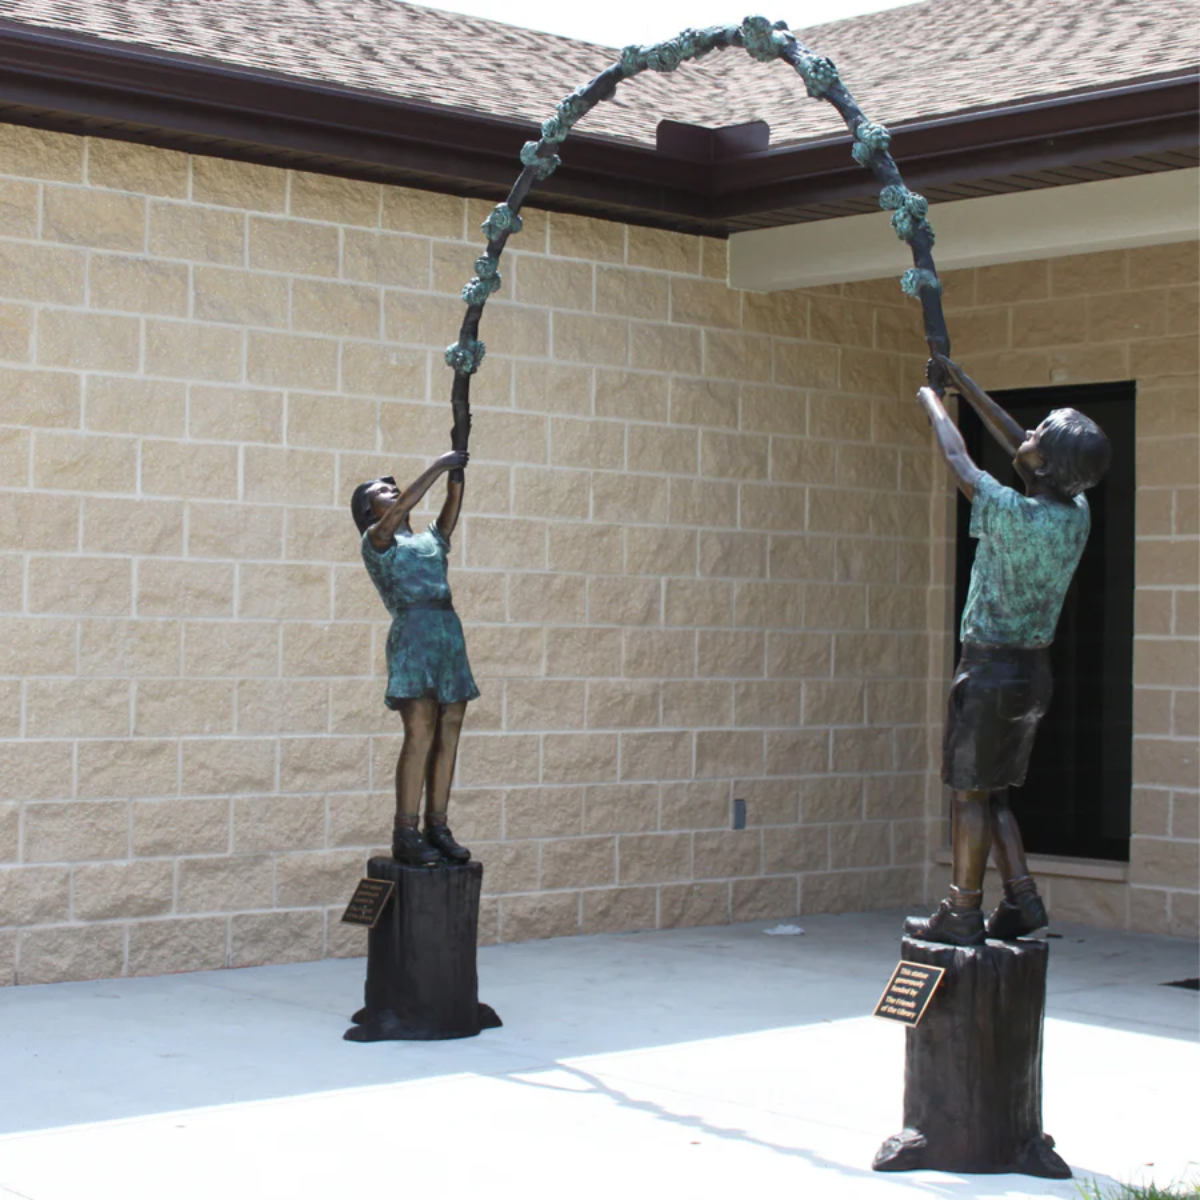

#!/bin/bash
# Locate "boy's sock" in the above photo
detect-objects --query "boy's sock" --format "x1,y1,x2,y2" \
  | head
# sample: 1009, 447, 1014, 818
948, 884, 982, 910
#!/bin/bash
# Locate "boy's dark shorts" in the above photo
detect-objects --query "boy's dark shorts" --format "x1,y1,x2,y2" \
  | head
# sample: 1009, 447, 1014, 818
941, 642, 1053, 792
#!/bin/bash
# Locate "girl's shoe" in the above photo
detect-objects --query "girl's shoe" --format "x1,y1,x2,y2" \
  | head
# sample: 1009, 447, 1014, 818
425, 823, 470, 864
392, 824, 441, 867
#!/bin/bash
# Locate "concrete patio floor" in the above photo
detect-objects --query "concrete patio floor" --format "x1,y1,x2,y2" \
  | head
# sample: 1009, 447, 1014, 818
0, 910, 1196, 1200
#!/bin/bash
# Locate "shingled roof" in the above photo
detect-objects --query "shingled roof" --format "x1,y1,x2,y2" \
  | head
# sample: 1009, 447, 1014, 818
0, 0, 1195, 233
0, 0, 1196, 148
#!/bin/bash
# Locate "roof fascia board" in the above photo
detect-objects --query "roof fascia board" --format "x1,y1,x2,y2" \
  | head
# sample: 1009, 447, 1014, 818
729, 167, 1200, 291
709, 74, 1200, 192
0, 21, 703, 178
717, 107, 1199, 221
0, 19, 1195, 235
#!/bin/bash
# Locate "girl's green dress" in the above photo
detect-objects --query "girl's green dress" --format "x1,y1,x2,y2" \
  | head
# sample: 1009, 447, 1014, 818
361, 524, 479, 708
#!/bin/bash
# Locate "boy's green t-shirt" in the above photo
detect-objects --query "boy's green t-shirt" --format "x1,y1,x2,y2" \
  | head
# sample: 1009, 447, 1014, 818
960, 472, 1090, 649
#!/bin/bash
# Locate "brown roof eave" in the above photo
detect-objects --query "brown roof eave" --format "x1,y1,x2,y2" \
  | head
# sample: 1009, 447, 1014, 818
710, 72, 1200, 218
0, 19, 1195, 236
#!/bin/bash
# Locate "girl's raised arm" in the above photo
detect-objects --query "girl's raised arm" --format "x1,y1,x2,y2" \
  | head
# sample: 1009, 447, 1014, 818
436, 451, 468, 542
369, 451, 463, 549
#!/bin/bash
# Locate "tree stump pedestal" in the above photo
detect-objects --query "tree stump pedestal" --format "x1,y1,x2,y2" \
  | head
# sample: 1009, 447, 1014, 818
344, 857, 501, 1042
873, 935, 1069, 1179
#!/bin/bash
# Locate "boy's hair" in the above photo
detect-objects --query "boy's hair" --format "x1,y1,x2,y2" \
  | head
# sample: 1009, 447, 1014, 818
350, 476, 396, 534
1035, 409, 1111, 498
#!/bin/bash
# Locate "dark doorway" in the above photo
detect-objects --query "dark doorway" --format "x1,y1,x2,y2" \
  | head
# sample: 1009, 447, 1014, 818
953, 381, 1135, 862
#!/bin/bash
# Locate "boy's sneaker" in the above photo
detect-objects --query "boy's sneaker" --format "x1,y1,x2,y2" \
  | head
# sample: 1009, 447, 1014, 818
425, 823, 470, 864
904, 899, 985, 946
986, 881, 1048, 940
392, 824, 441, 867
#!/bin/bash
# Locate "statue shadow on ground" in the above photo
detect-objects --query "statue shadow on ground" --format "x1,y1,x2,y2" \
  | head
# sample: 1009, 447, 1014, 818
498, 1062, 1097, 1195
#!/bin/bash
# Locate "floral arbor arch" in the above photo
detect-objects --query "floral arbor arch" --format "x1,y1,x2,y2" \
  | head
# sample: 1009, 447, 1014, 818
441, 15, 951, 470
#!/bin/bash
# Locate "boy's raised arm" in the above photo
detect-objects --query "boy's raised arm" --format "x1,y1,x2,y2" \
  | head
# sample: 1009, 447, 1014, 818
918, 386, 984, 502
934, 354, 1024, 457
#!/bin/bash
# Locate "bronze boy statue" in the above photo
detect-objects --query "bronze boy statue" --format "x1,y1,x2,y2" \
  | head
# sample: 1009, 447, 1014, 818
351, 450, 478, 868
907, 357, 1111, 946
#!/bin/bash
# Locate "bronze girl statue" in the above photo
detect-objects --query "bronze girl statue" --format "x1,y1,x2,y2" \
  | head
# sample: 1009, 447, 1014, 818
351, 450, 478, 867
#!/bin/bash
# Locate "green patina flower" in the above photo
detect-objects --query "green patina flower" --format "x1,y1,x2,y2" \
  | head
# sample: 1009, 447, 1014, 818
620, 44, 647, 75
741, 15, 789, 62
462, 254, 502, 307
795, 52, 838, 97
541, 114, 569, 143
900, 267, 942, 298
520, 140, 561, 179
556, 90, 589, 126
648, 38, 685, 71
851, 119, 890, 167
676, 27, 703, 58
625, 24, 738, 75
461, 277, 498, 307
880, 185, 932, 243
444, 339, 486, 375
481, 204, 523, 241
694, 24, 738, 58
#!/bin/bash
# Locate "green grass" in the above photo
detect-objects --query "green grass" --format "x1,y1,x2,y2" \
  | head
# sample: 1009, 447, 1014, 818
1076, 1180, 1200, 1200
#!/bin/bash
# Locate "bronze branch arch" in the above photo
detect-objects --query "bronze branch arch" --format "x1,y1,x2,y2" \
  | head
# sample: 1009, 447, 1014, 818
441, 15, 951, 475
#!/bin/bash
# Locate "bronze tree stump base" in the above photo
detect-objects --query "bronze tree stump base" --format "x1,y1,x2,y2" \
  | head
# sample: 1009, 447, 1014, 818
344, 857, 501, 1042
873, 935, 1069, 1179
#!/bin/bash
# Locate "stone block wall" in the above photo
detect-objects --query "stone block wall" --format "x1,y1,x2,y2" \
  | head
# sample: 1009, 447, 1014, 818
2, 122, 1193, 986
928, 244, 1199, 938
0, 126, 937, 984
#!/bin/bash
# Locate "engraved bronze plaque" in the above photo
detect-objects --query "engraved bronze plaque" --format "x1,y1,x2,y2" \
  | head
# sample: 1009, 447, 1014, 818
873, 960, 946, 1027
341, 878, 395, 928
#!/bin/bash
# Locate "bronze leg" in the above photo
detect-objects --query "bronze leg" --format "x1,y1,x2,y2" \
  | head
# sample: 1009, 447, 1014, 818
424, 700, 467, 823
395, 697, 438, 826
950, 788, 991, 906
988, 789, 1030, 885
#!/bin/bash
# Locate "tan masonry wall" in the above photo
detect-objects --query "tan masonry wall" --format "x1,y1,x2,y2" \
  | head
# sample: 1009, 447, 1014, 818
929, 244, 1199, 939
0, 125, 942, 985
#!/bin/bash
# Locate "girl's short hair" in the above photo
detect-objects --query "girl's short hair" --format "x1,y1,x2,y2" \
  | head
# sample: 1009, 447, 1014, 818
350, 476, 396, 534
1035, 409, 1111, 498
